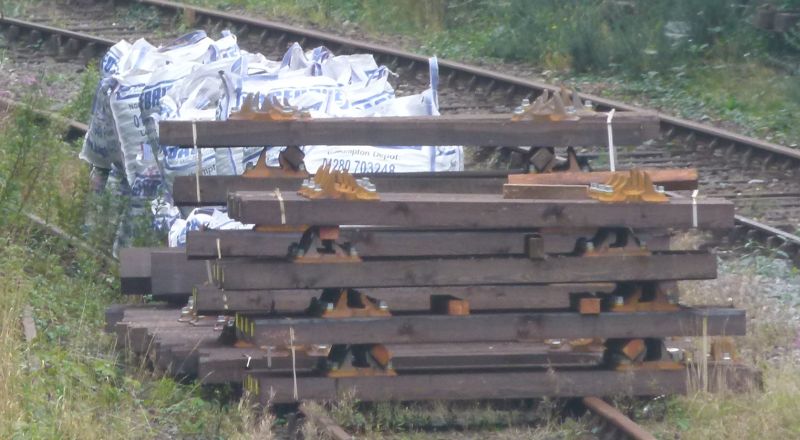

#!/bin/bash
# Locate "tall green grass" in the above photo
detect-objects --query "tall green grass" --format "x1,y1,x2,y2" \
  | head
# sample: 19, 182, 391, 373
0, 90, 272, 438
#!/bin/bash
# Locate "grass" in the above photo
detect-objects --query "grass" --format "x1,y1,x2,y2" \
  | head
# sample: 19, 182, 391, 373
636, 250, 800, 439
565, 61, 800, 146
0, 86, 277, 438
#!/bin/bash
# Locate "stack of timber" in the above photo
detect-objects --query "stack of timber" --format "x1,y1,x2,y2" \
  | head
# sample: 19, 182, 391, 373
108, 112, 753, 405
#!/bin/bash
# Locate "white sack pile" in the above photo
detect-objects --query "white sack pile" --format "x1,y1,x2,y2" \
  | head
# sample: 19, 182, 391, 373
79, 30, 463, 250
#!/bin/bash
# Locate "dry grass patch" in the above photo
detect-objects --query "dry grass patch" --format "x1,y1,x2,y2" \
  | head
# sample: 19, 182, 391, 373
642, 252, 800, 439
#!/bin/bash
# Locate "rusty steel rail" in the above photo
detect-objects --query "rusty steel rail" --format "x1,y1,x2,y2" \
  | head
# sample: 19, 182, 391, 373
582, 397, 656, 440
0, 16, 114, 62
297, 397, 654, 440
136, 0, 800, 166
297, 403, 353, 440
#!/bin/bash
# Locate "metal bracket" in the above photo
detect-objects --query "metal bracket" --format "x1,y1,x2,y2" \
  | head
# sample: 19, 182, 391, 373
308, 288, 391, 318
610, 283, 679, 313
319, 344, 397, 377
577, 228, 650, 257
588, 169, 668, 203
511, 87, 584, 122
298, 164, 379, 201
524, 145, 586, 174
230, 92, 311, 121
606, 338, 683, 371
290, 226, 361, 263
242, 147, 308, 179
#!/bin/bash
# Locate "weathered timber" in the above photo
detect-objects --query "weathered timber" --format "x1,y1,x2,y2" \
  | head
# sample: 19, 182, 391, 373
159, 113, 659, 148
173, 173, 511, 206
507, 168, 698, 191
105, 304, 173, 333
151, 329, 219, 377
120, 247, 158, 294
198, 342, 603, 383
241, 308, 745, 346
187, 228, 672, 259
112, 308, 214, 355
120, 247, 207, 299
387, 342, 602, 370
119, 317, 212, 355
214, 252, 716, 290
503, 184, 589, 200
247, 368, 687, 404
193, 283, 615, 314
227, 192, 734, 229
149, 250, 209, 298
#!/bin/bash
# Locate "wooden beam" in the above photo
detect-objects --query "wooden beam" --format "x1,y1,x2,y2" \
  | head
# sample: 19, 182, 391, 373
173, 173, 510, 206
150, 250, 209, 299
186, 228, 673, 259
507, 168, 699, 191
503, 184, 588, 200
214, 252, 717, 290
120, 247, 158, 294
158, 113, 659, 148
228, 191, 734, 230
197, 342, 604, 384
240, 308, 745, 346
193, 283, 616, 314
247, 369, 688, 404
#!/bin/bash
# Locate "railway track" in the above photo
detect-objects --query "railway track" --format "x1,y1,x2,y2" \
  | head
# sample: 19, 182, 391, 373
2, 2, 798, 263
292, 397, 658, 440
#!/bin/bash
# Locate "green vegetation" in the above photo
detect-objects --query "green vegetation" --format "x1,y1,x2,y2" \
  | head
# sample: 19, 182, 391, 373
0, 88, 272, 438
185, 0, 799, 145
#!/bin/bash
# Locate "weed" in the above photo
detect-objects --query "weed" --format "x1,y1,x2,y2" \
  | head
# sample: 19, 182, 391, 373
0, 94, 267, 438
62, 61, 101, 123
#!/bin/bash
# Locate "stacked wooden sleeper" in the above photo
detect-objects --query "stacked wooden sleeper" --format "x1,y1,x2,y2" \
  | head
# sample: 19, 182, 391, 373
108, 113, 752, 404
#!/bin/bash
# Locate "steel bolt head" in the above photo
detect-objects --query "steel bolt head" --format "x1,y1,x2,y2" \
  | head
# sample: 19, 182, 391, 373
378, 300, 388, 310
